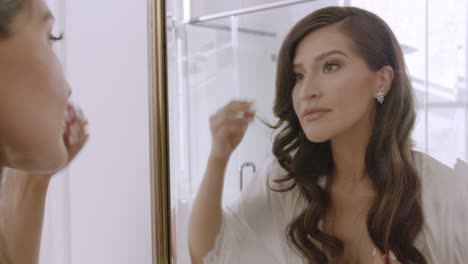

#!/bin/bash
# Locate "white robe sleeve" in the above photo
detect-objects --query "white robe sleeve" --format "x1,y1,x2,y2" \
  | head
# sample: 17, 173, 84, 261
203, 158, 300, 264
416, 153, 468, 263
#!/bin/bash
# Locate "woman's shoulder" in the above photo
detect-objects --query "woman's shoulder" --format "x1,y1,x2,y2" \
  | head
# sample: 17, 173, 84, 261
263, 157, 291, 185
231, 156, 304, 230
238, 156, 291, 199
412, 150, 466, 201
260, 156, 307, 196
267, 156, 308, 210
412, 150, 453, 177
412, 151, 468, 261
245, 156, 305, 213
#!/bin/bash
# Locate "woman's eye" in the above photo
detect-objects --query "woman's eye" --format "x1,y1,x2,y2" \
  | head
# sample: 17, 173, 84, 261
323, 62, 339, 73
294, 72, 304, 82
48, 33, 64, 44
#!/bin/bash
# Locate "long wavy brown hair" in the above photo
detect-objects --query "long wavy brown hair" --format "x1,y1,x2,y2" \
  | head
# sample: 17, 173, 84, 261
0, 0, 23, 39
270, 6, 426, 263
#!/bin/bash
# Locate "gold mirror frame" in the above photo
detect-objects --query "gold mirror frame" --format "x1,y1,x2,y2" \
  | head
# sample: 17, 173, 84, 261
149, 0, 171, 263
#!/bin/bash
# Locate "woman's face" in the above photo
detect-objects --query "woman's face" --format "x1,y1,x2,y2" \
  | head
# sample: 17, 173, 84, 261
0, 0, 71, 173
291, 25, 390, 143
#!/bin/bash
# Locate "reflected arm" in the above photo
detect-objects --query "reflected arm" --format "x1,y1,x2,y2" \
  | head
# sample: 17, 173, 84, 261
188, 155, 228, 264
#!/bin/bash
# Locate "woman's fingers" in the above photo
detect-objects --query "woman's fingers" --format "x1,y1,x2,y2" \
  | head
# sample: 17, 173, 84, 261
211, 100, 255, 131
63, 103, 89, 163
210, 110, 253, 131
223, 100, 255, 119
372, 248, 402, 264
372, 248, 386, 264
209, 100, 255, 159
224, 100, 254, 112
386, 251, 401, 264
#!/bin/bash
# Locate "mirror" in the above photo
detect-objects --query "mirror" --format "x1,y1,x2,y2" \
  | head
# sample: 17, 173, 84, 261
158, 0, 468, 263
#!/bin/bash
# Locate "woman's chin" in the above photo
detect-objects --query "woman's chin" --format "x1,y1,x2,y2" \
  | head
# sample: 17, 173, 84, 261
41, 145, 68, 173
304, 132, 332, 143
13, 145, 68, 174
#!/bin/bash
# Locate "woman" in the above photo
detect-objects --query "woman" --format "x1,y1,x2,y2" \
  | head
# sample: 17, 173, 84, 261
0, 0, 88, 263
188, 6, 468, 264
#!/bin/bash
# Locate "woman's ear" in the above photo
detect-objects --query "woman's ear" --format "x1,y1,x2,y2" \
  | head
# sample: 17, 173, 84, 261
376, 65, 394, 95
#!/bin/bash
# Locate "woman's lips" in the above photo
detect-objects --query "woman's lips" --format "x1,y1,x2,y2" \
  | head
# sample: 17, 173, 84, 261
303, 108, 331, 121
304, 111, 329, 121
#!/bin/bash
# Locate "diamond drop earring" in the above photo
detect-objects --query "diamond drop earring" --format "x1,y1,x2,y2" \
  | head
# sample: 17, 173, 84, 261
376, 91, 385, 104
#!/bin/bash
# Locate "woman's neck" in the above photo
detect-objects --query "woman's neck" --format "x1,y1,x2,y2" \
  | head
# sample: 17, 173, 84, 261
330, 115, 372, 189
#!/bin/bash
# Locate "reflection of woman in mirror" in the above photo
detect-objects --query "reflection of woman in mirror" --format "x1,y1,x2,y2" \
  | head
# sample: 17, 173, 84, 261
0, 0, 88, 263
189, 6, 468, 264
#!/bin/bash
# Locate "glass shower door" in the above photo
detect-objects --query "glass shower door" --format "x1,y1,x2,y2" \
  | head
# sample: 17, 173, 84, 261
348, 0, 468, 166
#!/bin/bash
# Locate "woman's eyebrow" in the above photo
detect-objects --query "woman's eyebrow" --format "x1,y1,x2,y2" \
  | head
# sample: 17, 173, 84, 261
292, 50, 347, 69
314, 50, 347, 62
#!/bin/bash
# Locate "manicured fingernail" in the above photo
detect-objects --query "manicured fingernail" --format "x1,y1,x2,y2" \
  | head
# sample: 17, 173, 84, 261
70, 122, 80, 134
372, 248, 376, 256
76, 107, 84, 120
389, 250, 397, 260
69, 134, 78, 145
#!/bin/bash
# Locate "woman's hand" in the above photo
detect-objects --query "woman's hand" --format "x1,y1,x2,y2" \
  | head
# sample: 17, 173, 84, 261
43, 102, 89, 178
373, 248, 401, 264
209, 100, 254, 161
60, 102, 89, 171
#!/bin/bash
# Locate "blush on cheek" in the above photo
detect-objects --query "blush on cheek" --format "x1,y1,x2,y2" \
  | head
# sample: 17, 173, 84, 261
326, 76, 351, 99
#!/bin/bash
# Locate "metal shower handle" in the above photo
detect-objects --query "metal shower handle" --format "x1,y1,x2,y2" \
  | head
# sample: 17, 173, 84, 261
240, 162, 256, 191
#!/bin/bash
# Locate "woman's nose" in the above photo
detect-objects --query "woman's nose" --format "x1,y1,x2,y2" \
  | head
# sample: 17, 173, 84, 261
298, 77, 321, 99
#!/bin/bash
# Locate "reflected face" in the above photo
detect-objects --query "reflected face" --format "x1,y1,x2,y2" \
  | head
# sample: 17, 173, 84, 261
291, 25, 380, 143
0, 0, 71, 173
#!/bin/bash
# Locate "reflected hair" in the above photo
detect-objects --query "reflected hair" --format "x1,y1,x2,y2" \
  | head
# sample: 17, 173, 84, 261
0, 0, 24, 39
270, 6, 426, 264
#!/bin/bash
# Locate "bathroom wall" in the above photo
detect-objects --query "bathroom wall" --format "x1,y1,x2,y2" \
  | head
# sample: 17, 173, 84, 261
40, 1, 153, 263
